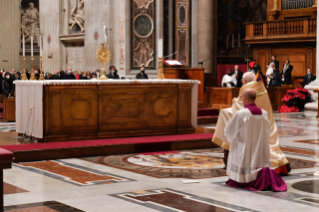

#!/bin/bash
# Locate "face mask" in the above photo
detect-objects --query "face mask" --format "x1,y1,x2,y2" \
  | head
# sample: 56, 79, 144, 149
111, 70, 115, 74
227, 73, 232, 76
308, 72, 311, 75
68, 70, 72, 74
87, 76, 90, 79
6, 76, 10, 79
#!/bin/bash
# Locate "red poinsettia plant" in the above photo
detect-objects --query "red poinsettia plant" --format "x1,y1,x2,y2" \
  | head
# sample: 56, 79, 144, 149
278, 88, 312, 113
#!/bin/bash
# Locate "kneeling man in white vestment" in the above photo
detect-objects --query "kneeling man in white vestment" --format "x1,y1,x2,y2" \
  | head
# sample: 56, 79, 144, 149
225, 89, 287, 191
213, 72, 290, 175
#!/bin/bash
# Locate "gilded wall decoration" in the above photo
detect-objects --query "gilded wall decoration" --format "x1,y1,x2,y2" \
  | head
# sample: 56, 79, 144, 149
132, 0, 155, 68
175, 0, 190, 66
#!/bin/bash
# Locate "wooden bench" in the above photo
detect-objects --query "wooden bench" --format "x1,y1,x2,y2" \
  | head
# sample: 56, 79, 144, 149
3, 98, 15, 122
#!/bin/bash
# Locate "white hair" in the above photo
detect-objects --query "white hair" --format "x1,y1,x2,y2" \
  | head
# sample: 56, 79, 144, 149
243, 72, 256, 83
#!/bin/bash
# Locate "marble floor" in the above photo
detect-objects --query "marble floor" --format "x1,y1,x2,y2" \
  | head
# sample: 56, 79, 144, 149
3, 111, 319, 211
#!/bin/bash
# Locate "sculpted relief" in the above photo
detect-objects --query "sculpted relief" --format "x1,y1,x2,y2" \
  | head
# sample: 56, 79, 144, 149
21, 2, 40, 43
69, 0, 85, 33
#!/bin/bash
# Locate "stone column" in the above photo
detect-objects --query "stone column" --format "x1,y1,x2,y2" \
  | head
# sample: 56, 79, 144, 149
196, 0, 216, 73
304, 6, 319, 110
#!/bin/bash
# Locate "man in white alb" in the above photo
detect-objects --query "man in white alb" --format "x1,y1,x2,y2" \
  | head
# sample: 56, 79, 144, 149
225, 89, 287, 191
222, 69, 237, 88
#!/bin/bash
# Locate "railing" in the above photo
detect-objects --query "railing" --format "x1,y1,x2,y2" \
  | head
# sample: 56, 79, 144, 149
246, 18, 316, 42
246, 18, 317, 38
282, 0, 314, 10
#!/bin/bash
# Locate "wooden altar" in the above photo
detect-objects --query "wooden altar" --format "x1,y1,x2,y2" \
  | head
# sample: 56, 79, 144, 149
15, 80, 199, 142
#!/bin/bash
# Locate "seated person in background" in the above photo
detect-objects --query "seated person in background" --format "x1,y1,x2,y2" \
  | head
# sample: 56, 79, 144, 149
2, 72, 14, 102
234, 65, 243, 87
282, 60, 293, 85
269, 63, 281, 87
136, 65, 149, 79
107, 66, 120, 79
248, 61, 256, 74
75, 70, 81, 80
303, 68, 316, 86
225, 89, 287, 192
34, 69, 40, 80
80, 71, 87, 79
63, 67, 76, 80
266, 62, 274, 86
25, 69, 31, 80
212, 72, 290, 174
91, 73, 97, 79
47, 73, 53, 80
53, 70, 60, 79
86, 71, 91, 79
11, 69, 16, 81
222, 69, 237, 88
16, 72, 21, 80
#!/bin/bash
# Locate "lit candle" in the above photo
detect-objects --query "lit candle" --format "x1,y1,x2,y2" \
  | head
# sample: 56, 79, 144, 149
23, 34, 25, 57
40, 34, 42, 57
31, 35, 33, 57
158, 39, 163, 58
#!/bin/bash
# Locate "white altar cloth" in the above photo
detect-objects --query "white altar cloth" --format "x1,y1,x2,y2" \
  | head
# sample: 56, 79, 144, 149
15, 79, 200, 139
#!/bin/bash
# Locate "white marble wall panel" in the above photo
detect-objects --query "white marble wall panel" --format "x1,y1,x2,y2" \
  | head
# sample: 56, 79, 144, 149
39, 0, 62, 73
67, 46, 85, 71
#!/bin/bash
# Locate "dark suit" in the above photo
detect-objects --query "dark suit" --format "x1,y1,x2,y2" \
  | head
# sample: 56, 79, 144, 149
303, 74, 316, 86
63, 73, 76, 80
107, 72, 120, 79
273, 60, 279, 70
136, 72, 148, 79
234, 70, 243, 87
281, 64, 293, 85
269, 70, 281, 87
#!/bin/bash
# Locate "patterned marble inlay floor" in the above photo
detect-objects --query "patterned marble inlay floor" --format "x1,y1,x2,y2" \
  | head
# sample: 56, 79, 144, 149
3, 111, 319, 211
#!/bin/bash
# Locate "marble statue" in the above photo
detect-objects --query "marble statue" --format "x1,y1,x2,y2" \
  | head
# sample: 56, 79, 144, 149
69, 0, 85, 33
21, 2, 40, 43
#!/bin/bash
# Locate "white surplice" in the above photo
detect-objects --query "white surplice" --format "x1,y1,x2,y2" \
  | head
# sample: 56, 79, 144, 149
221, 74, 237, 87
225, 108, 271, 183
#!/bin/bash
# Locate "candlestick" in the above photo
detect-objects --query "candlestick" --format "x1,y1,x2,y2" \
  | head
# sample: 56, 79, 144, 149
21, 56, 27, 81
158, 39, 163, 58
39, 56, 45, 81
40, 34, 42, 57
30, 56, 35, 81
31, 35, 33, 57
23, 34, 25, 57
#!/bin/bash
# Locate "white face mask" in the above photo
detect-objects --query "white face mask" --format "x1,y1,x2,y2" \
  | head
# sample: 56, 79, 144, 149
68, 70, 72, 74
6, 76, 10, 79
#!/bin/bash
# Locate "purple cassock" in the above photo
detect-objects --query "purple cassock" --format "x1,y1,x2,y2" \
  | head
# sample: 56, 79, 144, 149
226, 103, 287, 192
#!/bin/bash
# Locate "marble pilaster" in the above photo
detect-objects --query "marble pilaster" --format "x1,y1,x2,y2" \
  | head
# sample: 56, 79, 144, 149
196, 0, 216, 73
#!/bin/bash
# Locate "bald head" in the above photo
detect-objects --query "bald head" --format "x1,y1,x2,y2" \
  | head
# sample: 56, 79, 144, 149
241, 89, 257, 106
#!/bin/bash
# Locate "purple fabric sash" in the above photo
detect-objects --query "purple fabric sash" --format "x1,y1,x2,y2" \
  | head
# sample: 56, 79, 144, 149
226, 167, 287, 192
245, 103, 262, 115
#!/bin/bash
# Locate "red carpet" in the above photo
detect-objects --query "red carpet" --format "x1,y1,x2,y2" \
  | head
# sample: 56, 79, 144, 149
1, 133, 214, 151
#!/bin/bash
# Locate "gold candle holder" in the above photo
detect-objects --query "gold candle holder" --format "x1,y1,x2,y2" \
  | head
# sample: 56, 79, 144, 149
96, 43, 110, 80
30, 56, 36, 81
21, 56, 28, 81
39, 56, 45, 81
157, 57, 165, 80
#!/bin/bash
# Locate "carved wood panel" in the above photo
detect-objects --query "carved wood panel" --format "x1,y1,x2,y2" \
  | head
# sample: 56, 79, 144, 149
43, 84, 194, 141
